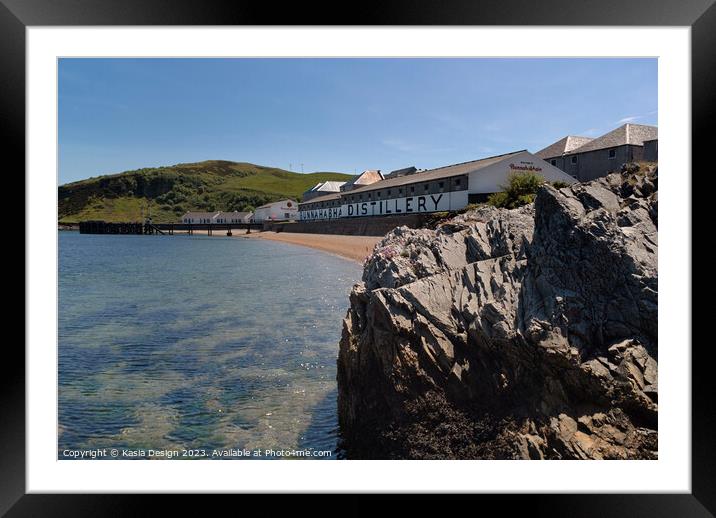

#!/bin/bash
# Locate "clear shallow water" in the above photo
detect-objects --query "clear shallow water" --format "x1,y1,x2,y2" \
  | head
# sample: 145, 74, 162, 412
58, 232, 360, 459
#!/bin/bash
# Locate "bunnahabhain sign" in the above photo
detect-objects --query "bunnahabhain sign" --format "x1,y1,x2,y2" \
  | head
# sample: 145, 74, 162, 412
299, 191, 467, 221
509, 161, 543, 173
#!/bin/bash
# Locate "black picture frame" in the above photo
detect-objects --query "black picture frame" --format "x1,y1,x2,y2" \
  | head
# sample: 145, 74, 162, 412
5, 0, 710, 513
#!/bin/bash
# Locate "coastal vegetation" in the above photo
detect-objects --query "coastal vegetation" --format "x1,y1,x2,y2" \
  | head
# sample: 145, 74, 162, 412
487, 171, 545, 209
58, 160, 352, 224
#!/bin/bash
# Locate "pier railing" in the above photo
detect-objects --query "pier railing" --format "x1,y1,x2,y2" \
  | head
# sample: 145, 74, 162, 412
78, 221, 263, 235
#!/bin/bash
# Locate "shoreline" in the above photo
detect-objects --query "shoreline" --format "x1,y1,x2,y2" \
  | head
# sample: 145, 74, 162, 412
65, 227, 382, 265
245, 231, 381, 264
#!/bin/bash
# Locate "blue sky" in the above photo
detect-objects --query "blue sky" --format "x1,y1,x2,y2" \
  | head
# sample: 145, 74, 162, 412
58, 58, 657, 184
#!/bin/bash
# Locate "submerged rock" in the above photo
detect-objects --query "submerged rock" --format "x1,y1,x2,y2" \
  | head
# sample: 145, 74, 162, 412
337, 167, 658, 459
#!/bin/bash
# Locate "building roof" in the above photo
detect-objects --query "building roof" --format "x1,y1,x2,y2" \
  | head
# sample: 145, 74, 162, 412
344, 150, 527, 196
215, 211, 253, 218
255, 199, 297, 210
385, 166, 418, 178
182, 211, 219, 218
341, 170, 384, 191
299, 192, 342, 205
305, 181, 346, 193
567, 124, 658, 154
535, 135, 594, 159
353, 170, 383, 185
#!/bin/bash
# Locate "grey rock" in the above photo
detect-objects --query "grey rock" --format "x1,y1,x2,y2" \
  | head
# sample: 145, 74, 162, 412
338, 167, 658, 459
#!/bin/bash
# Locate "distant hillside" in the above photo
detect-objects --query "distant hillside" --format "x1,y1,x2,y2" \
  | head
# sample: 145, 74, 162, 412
58, 160, 352, 224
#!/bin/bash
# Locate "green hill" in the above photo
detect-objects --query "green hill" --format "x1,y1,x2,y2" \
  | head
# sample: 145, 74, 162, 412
58, 160, 352, 224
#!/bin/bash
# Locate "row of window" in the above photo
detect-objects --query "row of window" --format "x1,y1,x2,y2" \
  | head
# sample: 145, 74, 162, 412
182, 218, 214, 224
552, 148, 618, 167
183, 218, 246, 223
302, 176, 465, 211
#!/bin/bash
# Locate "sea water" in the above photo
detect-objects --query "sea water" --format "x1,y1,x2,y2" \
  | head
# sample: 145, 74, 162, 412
58, 232, 361, 459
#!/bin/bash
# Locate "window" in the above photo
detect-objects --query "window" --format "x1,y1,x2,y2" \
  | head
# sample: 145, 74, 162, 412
377, 191, 381, 198
410, 186, 415, 193
424, 184, 429, 191
387, 190, 391, 196
438, 182, 444, 191
455, 179, 461, 187
608, 149, 616, 159
571, 156, 578, 164
398, 188, 403, 195
551, 160, 557, 166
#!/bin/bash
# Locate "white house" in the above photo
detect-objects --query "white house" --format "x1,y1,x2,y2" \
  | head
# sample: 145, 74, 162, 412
298, 150, 576, 221
213, 211, 254, 224
252, 199, 299, 222
181, 211, 219, 224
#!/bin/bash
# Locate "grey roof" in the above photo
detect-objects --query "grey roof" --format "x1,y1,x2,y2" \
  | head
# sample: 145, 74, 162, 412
567, 124, 658, 154
299, 191, 342, 205
344, 150, 527, 196
535, 135, 594, 159
298, 151, 525, 207
305, 181, 346, 193
182, 211, 219, 218
385, 166, 418, 178
215, 211, 252, 219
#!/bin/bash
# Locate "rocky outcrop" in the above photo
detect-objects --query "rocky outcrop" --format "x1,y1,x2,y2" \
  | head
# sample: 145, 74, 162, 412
337, 167, 658, 459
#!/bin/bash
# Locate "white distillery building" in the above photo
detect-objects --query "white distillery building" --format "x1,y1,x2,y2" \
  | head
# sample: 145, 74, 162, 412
298, 150, 576, 221
252, 199, 299, 222
213, 211, 254, 223
181, 211, 219, 224
180, 211, 254, 224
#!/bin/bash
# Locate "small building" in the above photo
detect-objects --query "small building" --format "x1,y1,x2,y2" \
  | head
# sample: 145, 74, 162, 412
298, 150, 576, 221
252, 199, 299, 222
302, 181, 346, 201
537, 124, 658, 182
181, 211, 219, 224
340, 170, 384, 192
213, 211, 254, 224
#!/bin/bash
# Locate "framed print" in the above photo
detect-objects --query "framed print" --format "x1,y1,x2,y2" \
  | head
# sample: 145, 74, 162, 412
6, 0, 712, 513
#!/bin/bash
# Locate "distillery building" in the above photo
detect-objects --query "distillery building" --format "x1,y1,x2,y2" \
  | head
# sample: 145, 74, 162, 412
536, 123, 658, 182
298, 150, 575, 221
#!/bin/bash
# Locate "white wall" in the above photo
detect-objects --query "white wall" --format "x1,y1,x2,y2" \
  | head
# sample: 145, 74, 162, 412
467, 151, 576, 194
182, 215, 216, 224
299, 190, 468, 220
253, 200, 299, 222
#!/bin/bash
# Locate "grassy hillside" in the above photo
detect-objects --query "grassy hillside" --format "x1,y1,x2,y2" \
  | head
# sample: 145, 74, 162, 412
58, 160, 352, 223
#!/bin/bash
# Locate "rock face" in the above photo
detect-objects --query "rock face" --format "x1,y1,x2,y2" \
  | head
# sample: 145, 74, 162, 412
337, 167, 658, 459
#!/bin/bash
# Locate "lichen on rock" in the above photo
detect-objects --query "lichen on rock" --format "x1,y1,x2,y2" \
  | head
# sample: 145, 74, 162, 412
337, 166, 658, 459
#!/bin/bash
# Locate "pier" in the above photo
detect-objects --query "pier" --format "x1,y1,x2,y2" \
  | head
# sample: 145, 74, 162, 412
78, 221, 263, 235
